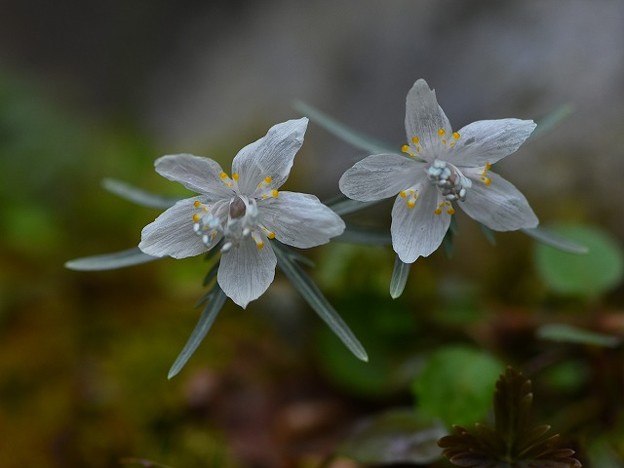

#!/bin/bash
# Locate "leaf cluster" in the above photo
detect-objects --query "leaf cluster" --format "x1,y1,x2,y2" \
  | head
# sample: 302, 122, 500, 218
438, 367, 581, 467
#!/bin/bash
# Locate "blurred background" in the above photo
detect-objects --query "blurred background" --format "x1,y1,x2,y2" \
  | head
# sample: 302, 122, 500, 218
1, 0, 624, 466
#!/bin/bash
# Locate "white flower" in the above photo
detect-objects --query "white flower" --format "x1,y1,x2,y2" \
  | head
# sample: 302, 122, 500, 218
339, 79, 538, 264
139, 118, 345, 308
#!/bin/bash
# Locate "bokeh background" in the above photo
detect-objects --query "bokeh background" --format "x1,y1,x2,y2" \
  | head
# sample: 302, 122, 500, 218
1, 1, 624, 466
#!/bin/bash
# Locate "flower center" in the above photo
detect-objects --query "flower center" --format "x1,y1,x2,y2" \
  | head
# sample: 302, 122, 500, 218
193, 195, 275, 253
426, 159, 471, 202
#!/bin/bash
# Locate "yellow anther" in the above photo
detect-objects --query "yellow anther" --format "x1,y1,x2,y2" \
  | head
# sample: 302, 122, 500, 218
219, 172, 228, 179
447, 207, 456, 215
256, 241, 265, 250
232, 172, 239, 181
480, 162, 493, 186
401, 144, 409, 153
271, 189, 279, 198
407, 199, 416, 209
399, 191, 407, 198
438, 128, 446, 136
441, 139, 447, 145
192, 213, 201, 223
267, 231, 276, 239
452, 132, 460, 140
264, 176, 272, 184
411, 136, 420, 144
434, 208, 442, 215
193, 200, 202, 208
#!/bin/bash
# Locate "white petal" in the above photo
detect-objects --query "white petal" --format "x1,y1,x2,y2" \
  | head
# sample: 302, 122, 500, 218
155, 154, 233, 200
451, 119, 536, 167
339, 153, 425, 201
259, 191, 345, 248
139, 197, 210, 259
391, 185, 451, 263
217, 237, 277, 308
404, 79, 452, 152
461, 171, 538, 231
232, 118, 308, 195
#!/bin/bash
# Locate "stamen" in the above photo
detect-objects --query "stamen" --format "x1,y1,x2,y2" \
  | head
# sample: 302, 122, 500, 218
193, 200, 201, 208
480, 162, 492, 186
400, 189, 418, 209
219, 171, 234, 188
271, 189, 279, 198
438, 128, 446, 136
434, 200, 455, 216
452, 132, 460, 140
232, 172, 239, 181
192, 213, 202, 223
251, 232, 265, 250
264, 176, 272, 184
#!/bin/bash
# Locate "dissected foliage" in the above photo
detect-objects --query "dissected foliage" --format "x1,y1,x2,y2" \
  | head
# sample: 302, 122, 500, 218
438, 367, 581, 467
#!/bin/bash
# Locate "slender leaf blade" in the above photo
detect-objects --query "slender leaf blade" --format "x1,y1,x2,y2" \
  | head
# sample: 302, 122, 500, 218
65, 247, 160, 271
537, 323, 620, 348
390, 255, 410, 299
273, 243, 368, 362
168, 286, 228, 379
338, 224, 391, 246
293, 100, 395, 154
523, 226, 588, 254
102, 178, 180, 209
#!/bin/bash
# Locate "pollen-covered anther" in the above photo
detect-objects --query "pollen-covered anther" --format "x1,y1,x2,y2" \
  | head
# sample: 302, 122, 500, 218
271, 189, 279, 198
400, 189, 418, 208
260, 226, 276, 239
480, 162, 493, 186
257, 175, 274, 189
434, 201, 455, 216
251, 231, 265, 250
219, 171, 234, 188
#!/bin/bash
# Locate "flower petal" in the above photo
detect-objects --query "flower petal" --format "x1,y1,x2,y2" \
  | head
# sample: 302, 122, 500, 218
391, 185, 451, 263
451, 119, 536, 167
339, 153, 425, 201
259, 191, 345, 248
217, 237, 277, 308
461, 171, 539, 231
139, 197, 210, 259
404, 79, 452, 153
232, 118, 308, 195
155, 154, 233, 200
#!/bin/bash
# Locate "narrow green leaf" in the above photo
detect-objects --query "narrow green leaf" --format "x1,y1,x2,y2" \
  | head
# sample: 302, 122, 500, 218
338, 224, 391, 246
65, 247, 159, 271
523, 226, 588, 254
537, 323, 620, 348
102, 178, 180, 209
325, 194, 382, 216
390, 255, 410, 299
530, 104, 575, 140
168, 286, 227, 379
480, 224, 497, 246
273, 243, 368, 362
293, 100, 395, 154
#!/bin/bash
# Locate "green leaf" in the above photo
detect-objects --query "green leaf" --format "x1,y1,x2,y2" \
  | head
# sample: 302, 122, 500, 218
530, 104, 575, 140
413, 346, 503, 427
324, 193, 382, 216
389, 255, 410, 299
65, 247, 160, 271
337, 223, 391, 246
439, 367, 582, 467
293, 100, 395, 154
273, 242, 368, 362
537, 323, 620, 348
523, 226, 588, 254
168, 286, 227, 379
102, 178, 180, 209
534, 224, 623, 297
339, 409, 446, 465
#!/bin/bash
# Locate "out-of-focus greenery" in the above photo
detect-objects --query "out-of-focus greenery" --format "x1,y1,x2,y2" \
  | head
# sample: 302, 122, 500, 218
2, 70, 624, 468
